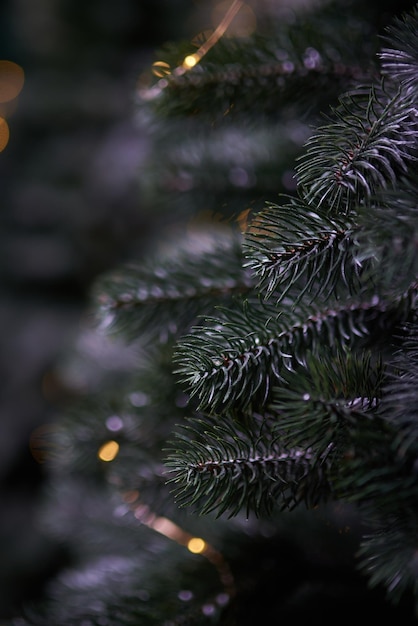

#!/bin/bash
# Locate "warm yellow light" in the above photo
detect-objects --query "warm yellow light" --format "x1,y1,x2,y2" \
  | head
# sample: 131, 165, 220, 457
0, 117, 9, 151
152, 61, 171, 78
180, 1, 245, 74
140, 0, 245, 102
128, 502, 235, 596
183, 54, 199, 69
98, 440, 119, 462
187, 537, 206, 554
0, 60, 24, 103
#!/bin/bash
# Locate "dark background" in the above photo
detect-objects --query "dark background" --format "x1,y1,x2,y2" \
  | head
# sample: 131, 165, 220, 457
0, 0, 201, 615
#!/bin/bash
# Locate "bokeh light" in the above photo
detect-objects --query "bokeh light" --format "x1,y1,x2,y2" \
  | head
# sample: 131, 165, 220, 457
0, 117, 10, 151
0, 60, 24, 103
152, 61, 171, 77
98, 440, 120, 462
183, 54, 198, 69
187, 537, 206, 554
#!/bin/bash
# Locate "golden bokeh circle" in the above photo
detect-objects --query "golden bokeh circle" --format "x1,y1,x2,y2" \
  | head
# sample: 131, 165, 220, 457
0, 60, 25, 103
0, 118, 10, 151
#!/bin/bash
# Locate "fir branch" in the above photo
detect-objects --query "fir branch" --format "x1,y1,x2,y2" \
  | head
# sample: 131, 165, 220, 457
267, 349, 383, 455
333, 411, 418, 514
380, 5, 418, 91
166, 416, 331, 517
142, 7, 376, 122
243, 197, 362, 302
358, 522, 418, 611
377, 321, 418, 457
354, 180, 418, 298
296, 83, 418, 213
157, 57, 366, 117
93, 231, 253, 343
20, 528, 227, 626
174, 291, 414, 413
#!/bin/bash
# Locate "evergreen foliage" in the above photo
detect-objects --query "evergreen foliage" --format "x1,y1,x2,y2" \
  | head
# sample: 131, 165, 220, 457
10, 1, 418, 624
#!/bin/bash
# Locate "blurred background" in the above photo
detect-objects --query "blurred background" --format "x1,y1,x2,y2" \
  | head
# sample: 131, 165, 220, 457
0, 0, 205, 616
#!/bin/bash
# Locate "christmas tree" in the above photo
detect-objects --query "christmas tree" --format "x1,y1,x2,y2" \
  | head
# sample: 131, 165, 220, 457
7, 0, 418, 623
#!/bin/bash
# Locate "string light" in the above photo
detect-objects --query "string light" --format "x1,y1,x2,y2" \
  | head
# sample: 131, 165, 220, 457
98, 440, 120, 462
121, 1, 246, 609
211, 1, 256, 39
180, 0, 245, 71
140, 0, 245, 101
123, 492, 236, 599
151, 60, 171, 78
187, 537, 206, 554
183, 55, 198, 69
